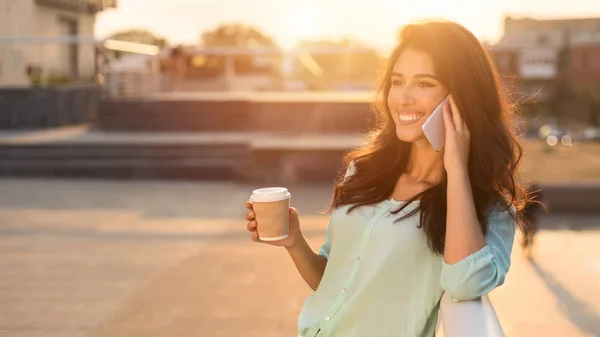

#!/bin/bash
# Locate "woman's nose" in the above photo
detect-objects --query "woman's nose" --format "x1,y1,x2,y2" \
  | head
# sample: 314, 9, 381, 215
397, 88, 416, 106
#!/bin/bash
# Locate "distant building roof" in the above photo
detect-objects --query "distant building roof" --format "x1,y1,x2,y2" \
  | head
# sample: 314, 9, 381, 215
504, 16, 600, 36
492, 29, 600, 51
493, 30, 564, 51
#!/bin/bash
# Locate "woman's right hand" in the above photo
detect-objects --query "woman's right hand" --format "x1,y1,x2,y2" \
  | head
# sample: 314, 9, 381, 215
245, 201, 301, 249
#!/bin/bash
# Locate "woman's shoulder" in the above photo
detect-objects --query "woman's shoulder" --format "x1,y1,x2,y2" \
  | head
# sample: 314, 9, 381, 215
487, 202, 516, 216
487, 203, 517, 230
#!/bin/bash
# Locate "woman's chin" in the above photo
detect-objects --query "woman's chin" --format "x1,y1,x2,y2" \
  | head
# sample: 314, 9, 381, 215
395, 128, 424, 143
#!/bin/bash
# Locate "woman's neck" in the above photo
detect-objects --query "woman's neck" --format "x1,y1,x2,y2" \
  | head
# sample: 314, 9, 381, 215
405, 139, 444, 184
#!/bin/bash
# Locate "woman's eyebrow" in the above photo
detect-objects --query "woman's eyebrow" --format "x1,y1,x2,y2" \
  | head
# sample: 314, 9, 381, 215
391, 72, 439, 81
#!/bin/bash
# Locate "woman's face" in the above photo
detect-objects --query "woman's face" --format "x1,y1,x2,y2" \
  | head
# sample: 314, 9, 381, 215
387, 48, 448, 143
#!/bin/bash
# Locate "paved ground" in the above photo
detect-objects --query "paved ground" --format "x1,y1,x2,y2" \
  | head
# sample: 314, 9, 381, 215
0, 178, 598, 337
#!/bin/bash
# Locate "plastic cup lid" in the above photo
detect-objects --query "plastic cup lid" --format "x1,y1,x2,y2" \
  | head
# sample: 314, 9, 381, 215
250, 187, 290, 202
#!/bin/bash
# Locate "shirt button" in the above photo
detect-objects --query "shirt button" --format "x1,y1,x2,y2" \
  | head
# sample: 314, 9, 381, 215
356, 256, 361, 261
342, 288, 347, 293
324, 316, 330, 321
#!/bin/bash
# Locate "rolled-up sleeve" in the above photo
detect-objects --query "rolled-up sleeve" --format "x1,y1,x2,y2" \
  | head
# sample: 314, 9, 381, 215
440, 207, 516, 302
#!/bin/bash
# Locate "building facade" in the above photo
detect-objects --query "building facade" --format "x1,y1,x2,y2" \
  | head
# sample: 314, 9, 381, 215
492, 16, 600, 125
0, 0, 116, 86
566, 32, 600, 125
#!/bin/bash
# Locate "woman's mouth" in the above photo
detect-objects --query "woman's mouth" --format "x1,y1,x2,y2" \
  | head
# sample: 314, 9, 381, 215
397, 111, 425, 125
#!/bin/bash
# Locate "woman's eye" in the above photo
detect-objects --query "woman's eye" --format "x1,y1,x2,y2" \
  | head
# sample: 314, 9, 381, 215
392, 79, 404, 86
417, 82, 433, 88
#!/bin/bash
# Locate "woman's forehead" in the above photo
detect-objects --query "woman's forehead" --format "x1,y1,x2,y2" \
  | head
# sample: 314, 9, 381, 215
392, 49, 436, 76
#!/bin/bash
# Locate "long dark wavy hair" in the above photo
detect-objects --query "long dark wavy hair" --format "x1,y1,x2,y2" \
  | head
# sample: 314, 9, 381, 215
327, 21, 527, 255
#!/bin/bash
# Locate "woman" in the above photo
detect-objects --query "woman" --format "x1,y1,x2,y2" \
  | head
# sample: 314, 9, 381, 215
245, 20, 526, 337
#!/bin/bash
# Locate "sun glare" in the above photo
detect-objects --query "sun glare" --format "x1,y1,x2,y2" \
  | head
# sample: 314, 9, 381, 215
282, 4, 321, 48
381, 0, 497, 39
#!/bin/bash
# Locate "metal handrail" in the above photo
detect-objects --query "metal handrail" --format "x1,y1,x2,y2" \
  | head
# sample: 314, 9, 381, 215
437, 293, 505, 337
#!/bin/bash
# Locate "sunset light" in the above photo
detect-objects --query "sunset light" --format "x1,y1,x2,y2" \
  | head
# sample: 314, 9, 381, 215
283, 3, 321, 47
2, 0, 600, 336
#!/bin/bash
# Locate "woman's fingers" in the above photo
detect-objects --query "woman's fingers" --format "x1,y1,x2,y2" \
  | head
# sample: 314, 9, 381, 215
245, 201, 255, 222
448, 95, 469, 135
448, 95, 462, 131
245, 201, 261, 243
443, 98, 455, 133
251, 230, 261, 242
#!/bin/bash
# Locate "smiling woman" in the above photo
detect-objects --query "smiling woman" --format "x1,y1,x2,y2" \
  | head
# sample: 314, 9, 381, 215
244, 19, 528, 337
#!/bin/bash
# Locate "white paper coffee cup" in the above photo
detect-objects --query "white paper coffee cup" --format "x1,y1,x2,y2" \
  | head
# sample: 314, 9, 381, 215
250, 187, 291, 241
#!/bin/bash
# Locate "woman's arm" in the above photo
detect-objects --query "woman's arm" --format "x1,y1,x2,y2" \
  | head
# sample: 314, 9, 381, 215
444, 170, 485, 264
442, 95, 485, 264
440, 209, 515, 301
247, 160, 359, 291
286, 161, 354, 291
440, 96, 515, 301
286, 235, 328, 291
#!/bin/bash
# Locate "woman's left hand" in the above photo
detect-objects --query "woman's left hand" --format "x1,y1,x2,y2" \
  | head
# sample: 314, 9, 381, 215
443, 95, 471, 176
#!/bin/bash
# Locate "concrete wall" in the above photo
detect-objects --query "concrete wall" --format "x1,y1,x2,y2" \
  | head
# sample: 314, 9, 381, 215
0, 84, 103, 129
0, 0, 97, 84
0, 0, 36, 36
540, 184, 600, 214
29, 5, 96, 80
0, 0, 35, 86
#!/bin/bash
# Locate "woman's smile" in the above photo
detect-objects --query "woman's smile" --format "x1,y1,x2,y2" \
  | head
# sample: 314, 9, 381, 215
396, 109, 426, 125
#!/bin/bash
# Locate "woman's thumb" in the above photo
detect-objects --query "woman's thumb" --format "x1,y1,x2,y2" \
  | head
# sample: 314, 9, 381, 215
288, 207, 300, 230
289, 207, 300, 223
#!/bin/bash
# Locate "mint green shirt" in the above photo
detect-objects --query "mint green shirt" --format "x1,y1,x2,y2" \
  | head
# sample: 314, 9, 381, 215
297, 163, 516, 337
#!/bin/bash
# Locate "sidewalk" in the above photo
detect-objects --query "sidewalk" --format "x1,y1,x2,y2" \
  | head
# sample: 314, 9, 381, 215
0, 178, 598, 337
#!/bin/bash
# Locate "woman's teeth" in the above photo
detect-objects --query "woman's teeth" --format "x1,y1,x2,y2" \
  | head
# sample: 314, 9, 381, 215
398, 114, 423, 121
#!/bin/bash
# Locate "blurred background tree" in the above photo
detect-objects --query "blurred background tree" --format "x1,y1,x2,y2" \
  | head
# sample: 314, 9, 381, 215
293, 38, 385, 90
199, 23, 280, 75
107, 29, 168, 47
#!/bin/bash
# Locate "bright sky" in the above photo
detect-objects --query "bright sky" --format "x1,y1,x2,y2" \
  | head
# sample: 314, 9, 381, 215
95, 0, 600, 51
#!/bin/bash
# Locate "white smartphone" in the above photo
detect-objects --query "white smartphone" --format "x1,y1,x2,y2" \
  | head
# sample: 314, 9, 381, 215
422, 96, 449, 152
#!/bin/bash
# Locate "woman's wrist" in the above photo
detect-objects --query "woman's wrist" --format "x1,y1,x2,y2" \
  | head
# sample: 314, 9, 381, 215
285, 230, 306, 251
446, 166, 469, 180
